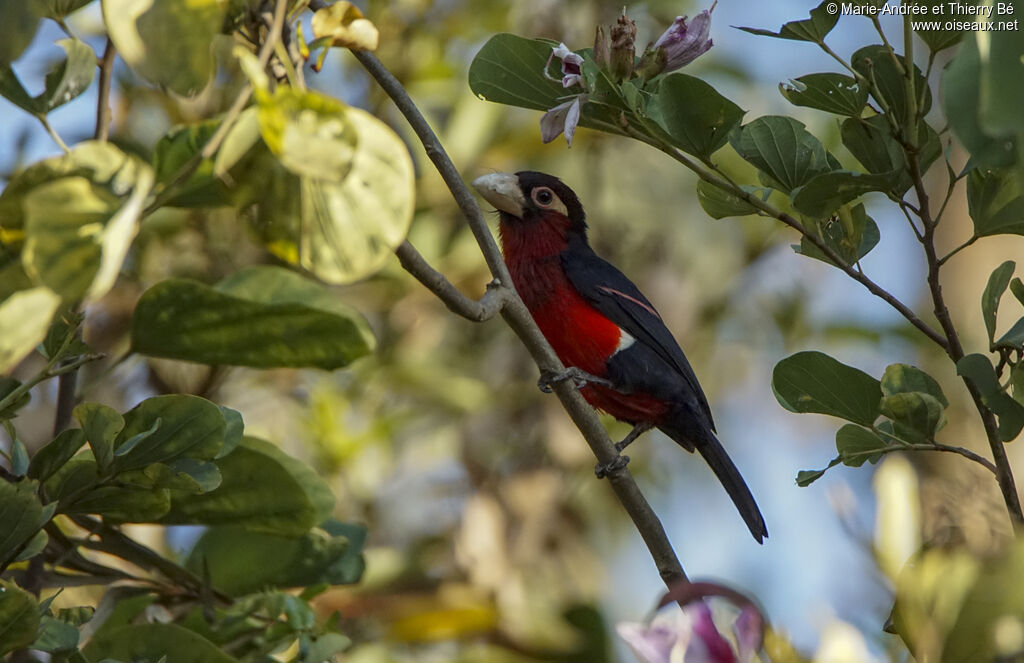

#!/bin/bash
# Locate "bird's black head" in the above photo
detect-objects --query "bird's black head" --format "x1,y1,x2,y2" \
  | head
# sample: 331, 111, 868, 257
472, 171, 587, 234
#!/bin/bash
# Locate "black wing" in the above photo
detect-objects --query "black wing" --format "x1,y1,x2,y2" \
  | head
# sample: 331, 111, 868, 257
560, 240, 715, 430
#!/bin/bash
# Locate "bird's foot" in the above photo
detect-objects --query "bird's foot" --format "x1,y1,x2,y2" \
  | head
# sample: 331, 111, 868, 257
595, 454, 630, 478
537, 367, 615, 393
594, 423, 654, 478
615, 421, 654, 453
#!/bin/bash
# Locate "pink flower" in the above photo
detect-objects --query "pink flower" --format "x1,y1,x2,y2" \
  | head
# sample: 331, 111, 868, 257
539, 96, 583, 146
616, 581, 764, 663
545, 43, 585, 88
653, 8, 714, 71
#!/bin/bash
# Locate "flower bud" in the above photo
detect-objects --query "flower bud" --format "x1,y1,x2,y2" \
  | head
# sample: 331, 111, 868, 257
609, 13, 636, 81
593, 24, 610, 70
652, 8, 714, 74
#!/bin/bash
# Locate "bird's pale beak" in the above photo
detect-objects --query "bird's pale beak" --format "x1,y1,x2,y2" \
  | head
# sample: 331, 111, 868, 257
472, 173, 525, 217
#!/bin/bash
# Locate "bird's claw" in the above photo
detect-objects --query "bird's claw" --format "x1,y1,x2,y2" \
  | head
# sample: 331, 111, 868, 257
595, 454, 630, 478
537, 367, 614, 393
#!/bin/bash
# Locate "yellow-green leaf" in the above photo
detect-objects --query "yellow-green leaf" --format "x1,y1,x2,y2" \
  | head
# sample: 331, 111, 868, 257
102, 0, 226, 96
0, 287, 61, 374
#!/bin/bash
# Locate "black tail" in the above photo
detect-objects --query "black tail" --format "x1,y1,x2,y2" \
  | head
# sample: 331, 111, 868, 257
661, 425, 768, 543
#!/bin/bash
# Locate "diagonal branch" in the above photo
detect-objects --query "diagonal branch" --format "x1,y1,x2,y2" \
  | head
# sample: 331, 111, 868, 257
354, 49, 689, 588
394, 241, 511, 321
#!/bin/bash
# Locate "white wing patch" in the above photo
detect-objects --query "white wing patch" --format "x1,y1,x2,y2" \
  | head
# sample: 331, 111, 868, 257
612, 328, 635, 355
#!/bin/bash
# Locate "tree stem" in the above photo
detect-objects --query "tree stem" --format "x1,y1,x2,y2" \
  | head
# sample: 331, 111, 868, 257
94, 39, 116, 142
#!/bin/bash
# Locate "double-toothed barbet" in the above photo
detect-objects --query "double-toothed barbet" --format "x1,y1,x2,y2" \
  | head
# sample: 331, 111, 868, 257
472, 171, 767, 543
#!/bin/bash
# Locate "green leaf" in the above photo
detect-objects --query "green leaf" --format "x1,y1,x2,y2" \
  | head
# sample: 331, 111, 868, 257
795, 457, 842, 487
112, 395, 227, 471
794, 203, 879, 266
304, 633, 351, 663
736, 1, 838, 43
836, 424, 889, 467
469, 34, 567, 111
131, 267, 376, 369
10, 438, 28, 477
113, 418, 161, 458
881, 364, 949, 407
185, 522, 366, 596
1012, 363, 1024, 406
840, 115, 941, 196
152, 120, 231, 208
67, 485, 171, 521
1011, 277, 1024, 308
102, 0, 226, 96
0, 378, 29, 420
957, 354, 1024, 441
910, 0, 969, 52
27, 428, 86, 483
74, 402, 124, 475
983, 260, 1016, 345
0, 579, 40, 655
791, 169, 893, 218
648, 74, 745, 158
0, 38, 95, 115
245, 101, 416, 284
83, 623, 237, 663
15, 142, 155, 301
780, 73, 868, 116
14, 529, 47, 562
39, 38, 96, 113
773, 350, 882, 426
44, 459, 98, 506
695, 181, 764, 219
880, 392, 946, 443
162, 437, 333, 535
994, 317, 1024, 351
942, 33, 1017, 168
218, 406, 244, 458
138, 458, 222, 494
41, 309, 88, 361
31, 615, 80, 653
0, 287, 61, 374
730, 116, 836, 193
257, 87, 358, 182
967, 168, 1024, 237
852, 45, 932, 121
0, 479, 46, 565
0, 0, 42, 67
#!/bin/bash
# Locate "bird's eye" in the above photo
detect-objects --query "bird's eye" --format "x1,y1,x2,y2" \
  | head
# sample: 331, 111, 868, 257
532, 187, 555, 207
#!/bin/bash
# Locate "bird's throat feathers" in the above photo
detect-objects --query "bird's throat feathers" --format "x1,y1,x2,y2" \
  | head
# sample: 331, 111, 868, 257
499, 209, 580, 266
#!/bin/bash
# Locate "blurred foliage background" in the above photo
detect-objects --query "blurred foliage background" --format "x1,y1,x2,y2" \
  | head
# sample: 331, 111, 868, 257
4, 0, 1024, 660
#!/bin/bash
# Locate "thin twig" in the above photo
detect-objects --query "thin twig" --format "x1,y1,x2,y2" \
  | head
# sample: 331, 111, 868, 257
395, 241, 511, 321
921, 442, 998, 474
52, 368, 78, 436
898, 202, 924, 241
94, 39, 116, 142
39, 116, 70, 153
937, 235, 978, 266
354, 49, 689, 587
